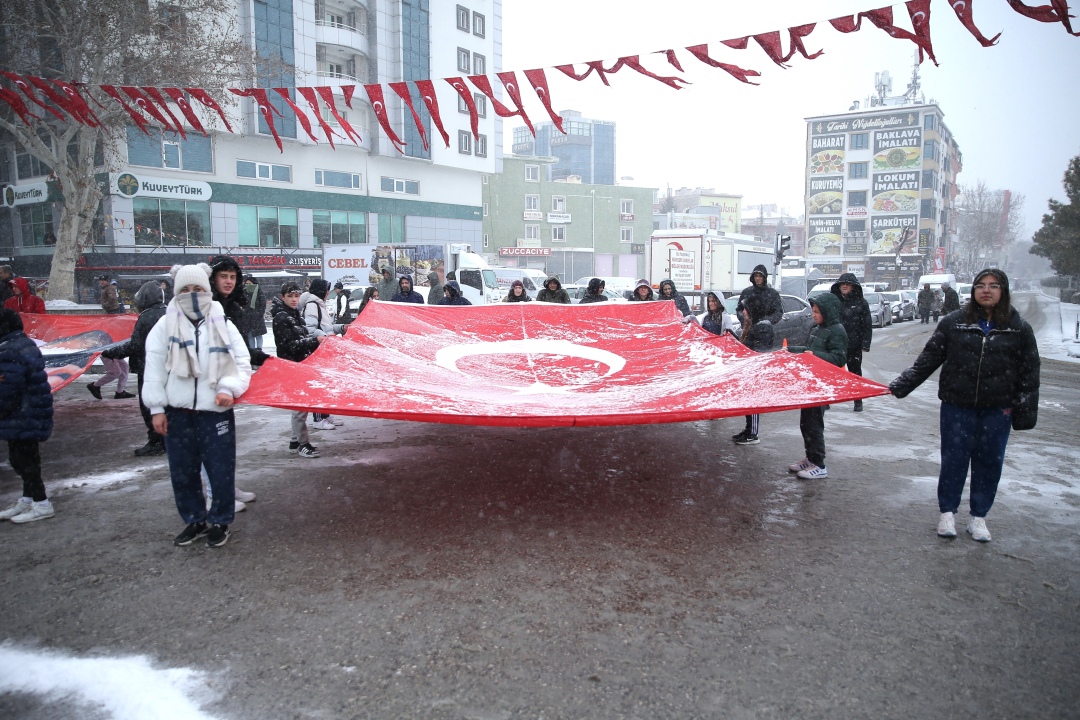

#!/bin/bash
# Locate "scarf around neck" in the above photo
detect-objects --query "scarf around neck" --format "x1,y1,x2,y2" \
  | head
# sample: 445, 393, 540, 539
165, 292, 238, 388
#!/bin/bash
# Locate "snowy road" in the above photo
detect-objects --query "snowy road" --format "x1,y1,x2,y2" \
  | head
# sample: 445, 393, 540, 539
1, 292, 1077, 720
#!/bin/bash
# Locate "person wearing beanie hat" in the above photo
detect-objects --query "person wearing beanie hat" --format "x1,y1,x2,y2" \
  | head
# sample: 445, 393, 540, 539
271, 280, 325, 457
0, 308, 56, 524
142, 263, 252, 548
505, 279, 532, 302
890, 268, 1040, 543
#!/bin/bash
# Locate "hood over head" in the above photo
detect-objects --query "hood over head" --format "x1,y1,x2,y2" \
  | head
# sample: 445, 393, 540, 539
445, 280, 462, 298
704, 291, 723, 315
807, 290, 842, 326
134, 280, 171, 311
737, 293, 767, 321
208, 254, 246, 305
586, 278, 603, 294
831, 272, 864, 299
428, 271, 441, 284
658, 279, 678, 296
398, 276, 413, 292
544, 276, 562, 291
511, 280, 524, 290
9, 276, 31, 296
0, 307, 24, 337
750, 265, 769, 284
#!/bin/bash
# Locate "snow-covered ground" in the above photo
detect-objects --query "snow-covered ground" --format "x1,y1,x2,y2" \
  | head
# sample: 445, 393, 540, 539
1033, 292, 1080, 362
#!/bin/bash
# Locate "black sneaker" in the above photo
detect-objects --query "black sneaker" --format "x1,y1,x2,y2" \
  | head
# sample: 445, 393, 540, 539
288, 440, 300, 453
114, 391, 136, 399
174, 522, 208, 546
854, 400, 864, 412
87, 383, 102, 400
207, 524, 230, 548
297, 442, 320, 458
135, 441, 166, 457
731, 430, 748, 442
734, 433, 759, 445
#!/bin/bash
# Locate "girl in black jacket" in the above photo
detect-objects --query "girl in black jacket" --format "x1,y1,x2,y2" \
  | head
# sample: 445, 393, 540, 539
890, 269, 1040, 543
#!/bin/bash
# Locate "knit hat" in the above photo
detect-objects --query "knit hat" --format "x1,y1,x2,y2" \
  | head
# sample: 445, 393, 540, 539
511, 280, 524, 289
170, 263, 212, 293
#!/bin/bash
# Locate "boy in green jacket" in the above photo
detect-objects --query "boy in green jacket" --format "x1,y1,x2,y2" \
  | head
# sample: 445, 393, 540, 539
787, 292, 848, 479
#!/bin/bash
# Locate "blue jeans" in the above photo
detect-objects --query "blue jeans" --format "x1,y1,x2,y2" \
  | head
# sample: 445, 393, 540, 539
938, 402, 1012, 517
164, 408, 236, 526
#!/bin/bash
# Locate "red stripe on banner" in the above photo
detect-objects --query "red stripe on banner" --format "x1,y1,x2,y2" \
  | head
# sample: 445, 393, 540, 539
446, 77, 480, 139
684, 45, 762, 85
100, 84, 152, 133
0, 86, 39, 125
388, 82, 430, 151
2, 72, 66, 122
120, 86, 176, 132
229, 88, 284, 151
162, 88, 209, 136
141, 87, 187, 139
296, 87, 339, 146
470, 72, 535, 135
315, 86, 363, 145
523, 69, 566, 133
21, 313, 138, 394
414, 79, 451, 148
273, 88, 320, 144
186, 88, 234, 132
364, 84, 406, 152
26, 76, 95, 126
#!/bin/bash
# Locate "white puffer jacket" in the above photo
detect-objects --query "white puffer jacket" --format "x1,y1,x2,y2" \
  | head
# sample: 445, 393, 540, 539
142, 312, 252, 415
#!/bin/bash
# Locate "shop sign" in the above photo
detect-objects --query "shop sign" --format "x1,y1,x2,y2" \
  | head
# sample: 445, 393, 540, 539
811, 111, 920, 135
499, 247, 552, 256
630, 243, 645, 255
517, 238, 542, 248
523, 210, 542, 221
547, 212, 572, 223
2, 182, 48, 207
620, 213, 635, 222
111, 172, 212, 201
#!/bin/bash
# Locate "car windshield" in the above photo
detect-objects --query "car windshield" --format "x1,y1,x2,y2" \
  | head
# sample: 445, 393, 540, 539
723, 296, 739, 313
883, 292, 900, 302
864, 293, 882, 304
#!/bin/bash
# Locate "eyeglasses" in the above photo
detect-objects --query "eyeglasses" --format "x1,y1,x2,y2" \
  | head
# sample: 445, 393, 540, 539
973, 283, 1002, 291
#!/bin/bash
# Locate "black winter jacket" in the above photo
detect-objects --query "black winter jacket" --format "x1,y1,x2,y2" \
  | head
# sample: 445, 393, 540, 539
738, 266, 783, 325
536, 277, 571, 304
657, 279, 692, 316
579, 278, 608, 304
0, 330, 53, 441
271, 296, 320, 362
830, 274, 873, 352
890, 308, 1040, 413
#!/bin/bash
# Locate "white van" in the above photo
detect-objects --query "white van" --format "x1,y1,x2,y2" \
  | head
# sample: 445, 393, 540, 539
574, 276, 639, 299
493, 268, 549, 299
916, 273, 957, 291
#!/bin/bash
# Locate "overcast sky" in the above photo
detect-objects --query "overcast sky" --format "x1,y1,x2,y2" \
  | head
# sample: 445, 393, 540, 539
500, 0, 1080, 236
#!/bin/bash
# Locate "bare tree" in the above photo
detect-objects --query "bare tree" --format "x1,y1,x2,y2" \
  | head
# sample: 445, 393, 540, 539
0, 0, 253, 301
955, 180, 1026, 276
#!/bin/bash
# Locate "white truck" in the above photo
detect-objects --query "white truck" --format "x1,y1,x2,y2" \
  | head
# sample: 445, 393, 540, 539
647, 230, 776, 302
322, 242, 501, 305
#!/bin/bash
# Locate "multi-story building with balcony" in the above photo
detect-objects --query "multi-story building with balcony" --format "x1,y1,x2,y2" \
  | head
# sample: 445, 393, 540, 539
0, 0, 503, 302
510, 110, 615, 185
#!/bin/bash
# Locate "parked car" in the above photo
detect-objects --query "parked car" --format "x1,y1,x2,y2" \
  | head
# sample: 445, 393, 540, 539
956, 282, 973, 299
882, 291, 916, 322
566, 285, 628, 304
722, 293, 814, 349
863, 291, 893, 328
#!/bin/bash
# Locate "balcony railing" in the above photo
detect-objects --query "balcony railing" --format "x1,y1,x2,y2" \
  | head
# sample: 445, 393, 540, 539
316, 70, 361, 83
316, 18, 365, 34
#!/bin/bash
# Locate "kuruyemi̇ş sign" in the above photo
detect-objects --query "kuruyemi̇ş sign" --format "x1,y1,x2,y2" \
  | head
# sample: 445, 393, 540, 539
240, 301, 889, 427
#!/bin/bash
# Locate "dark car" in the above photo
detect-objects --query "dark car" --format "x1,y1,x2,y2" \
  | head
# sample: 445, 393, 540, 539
723, 293, 813, 349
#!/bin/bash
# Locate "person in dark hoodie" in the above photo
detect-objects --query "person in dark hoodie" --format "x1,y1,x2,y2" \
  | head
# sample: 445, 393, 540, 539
438, 280, 472, 305
889, 268, 1039, 543
271, 282, 325, 458
738, 265, 783, 327
830, 272, 873, 412
376, 267, 397, 303
732, 294, 776, 446
505, 280, 532, 302
100, 280, 173, 456
630, 279, 654, 302
579, 278, 608, 304
786, 292, 848, 480
391, 275, 425, 303
536, 276, 570, 304
426, 271, 444, 305
208, 255, 269, 367
657, 279, 692, 316
0, 308, 55, 524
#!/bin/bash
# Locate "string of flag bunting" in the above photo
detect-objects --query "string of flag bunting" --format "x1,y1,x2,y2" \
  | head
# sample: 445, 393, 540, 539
0, 0, 1076, 154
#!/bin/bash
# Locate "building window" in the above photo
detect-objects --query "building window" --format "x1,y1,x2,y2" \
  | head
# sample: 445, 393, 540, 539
525, 164, 539, 181
620, 199, 634, 214
476, 134, 487, 158
850, 132, 869, 150
473, 53, 486, 76
552, 226, 565, 242
132, 198, 210, 246
924, 114, 937, 131
525, 194, 539, 210
380, 176, 420, 194
237, 160, 291, 182
457, 95, 468, 114
312, 209, 366, 247
315, 169, 361, 189
237, 205, 298, 248
551, 196, 565, 212
922, 169, 937, 190
525, 224, 539, 240
924, 140, 938, 161
127, 127, 213, 173
482, 202, 489, 217
849, 162, 868, 179
620, 227, 633, 243
15, 151, 50, 181
921, 199, 937, 219
473, 12, 485, 37
456, 5, 469, 31
457, 48, 471, 73
848, 190, 867, 207
847, 219, 867, 232
458, 130, 472, 154
18, 204, 54, 246
378, 213, 406, 243
475, 94, 487, 118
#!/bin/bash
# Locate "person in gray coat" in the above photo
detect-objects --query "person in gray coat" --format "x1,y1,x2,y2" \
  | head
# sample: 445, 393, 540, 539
426, 271, 444, 305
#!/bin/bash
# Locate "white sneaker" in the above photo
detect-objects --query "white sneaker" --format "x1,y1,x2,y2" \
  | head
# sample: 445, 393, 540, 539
10, 501, 55, 524
329, 417, 344, 426
967, 517, 991, 542
312, 419, 336, 430
788, 458, 812, 473
0, 498, 32, 520
234, 500, 247, 513
796, 464, 828, 480
937, 512, 957, 538
234, 488, 257, 503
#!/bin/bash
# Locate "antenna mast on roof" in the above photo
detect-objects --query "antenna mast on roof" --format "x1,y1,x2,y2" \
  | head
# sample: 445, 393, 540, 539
903, 50, 923, 104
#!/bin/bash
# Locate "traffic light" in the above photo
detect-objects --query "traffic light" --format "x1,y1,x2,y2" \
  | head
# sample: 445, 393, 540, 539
775, 234, 792, 262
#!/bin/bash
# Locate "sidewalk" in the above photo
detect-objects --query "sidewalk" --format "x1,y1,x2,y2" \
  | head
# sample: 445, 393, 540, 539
1060, 299, 1080, 357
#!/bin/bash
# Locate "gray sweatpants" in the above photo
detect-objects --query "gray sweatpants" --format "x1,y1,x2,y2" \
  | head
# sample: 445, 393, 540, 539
290, 411, 310, 445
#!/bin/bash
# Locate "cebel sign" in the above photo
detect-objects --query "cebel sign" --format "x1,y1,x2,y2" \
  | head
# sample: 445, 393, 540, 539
2, 182, 49, 207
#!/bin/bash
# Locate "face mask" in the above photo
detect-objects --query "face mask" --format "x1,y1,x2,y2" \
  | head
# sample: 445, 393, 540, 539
176, 291, 213, 321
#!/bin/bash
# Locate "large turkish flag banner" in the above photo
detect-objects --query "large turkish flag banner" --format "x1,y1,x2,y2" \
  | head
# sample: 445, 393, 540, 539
21, 313, 138, 393
240, 301, 888, 427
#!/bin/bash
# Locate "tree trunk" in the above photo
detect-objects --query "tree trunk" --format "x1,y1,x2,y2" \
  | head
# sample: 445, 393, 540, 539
47, 180, 101, 303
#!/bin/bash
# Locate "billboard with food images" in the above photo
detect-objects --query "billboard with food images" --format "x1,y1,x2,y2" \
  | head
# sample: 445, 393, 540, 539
873, 127, 922, 170
807, 217, 842, 256
809, 133, 845, 175
869, 215, 918, 255
808, 176, 844, 215
871, 172, 920, 213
